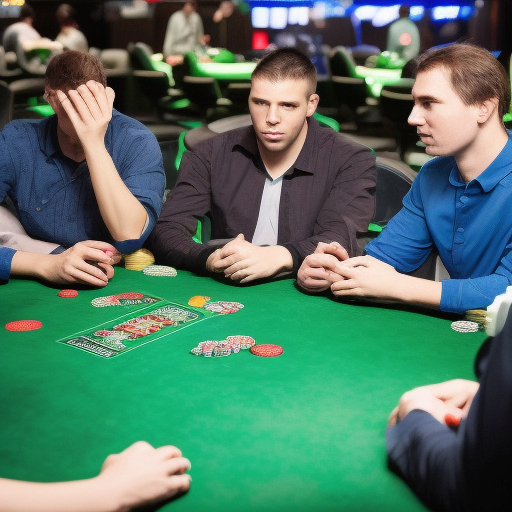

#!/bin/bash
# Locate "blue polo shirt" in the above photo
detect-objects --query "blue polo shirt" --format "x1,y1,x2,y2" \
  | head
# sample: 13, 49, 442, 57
0, 111, 165, 254
366, 133, 512, 313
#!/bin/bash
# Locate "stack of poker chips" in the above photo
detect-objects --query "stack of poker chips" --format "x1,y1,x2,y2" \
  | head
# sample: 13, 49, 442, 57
191, 335, 256, 357
464, 309, 489, 329
123, 248, 155, 271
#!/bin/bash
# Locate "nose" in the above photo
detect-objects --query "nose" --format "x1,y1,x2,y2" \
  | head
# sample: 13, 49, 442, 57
266, 104, 280, 125
408, 105, 424, 126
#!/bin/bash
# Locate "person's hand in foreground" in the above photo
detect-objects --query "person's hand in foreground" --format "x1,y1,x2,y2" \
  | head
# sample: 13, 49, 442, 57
296, 241, 349, 293
12, 241, 121, 287
206, 233, 293, 283
387, 379, 480, 427
0, 441, 191, 512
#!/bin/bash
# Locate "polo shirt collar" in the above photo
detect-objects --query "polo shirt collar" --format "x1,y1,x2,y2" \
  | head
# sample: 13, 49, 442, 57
449, 131, 512, 192
37, 115, 60, 158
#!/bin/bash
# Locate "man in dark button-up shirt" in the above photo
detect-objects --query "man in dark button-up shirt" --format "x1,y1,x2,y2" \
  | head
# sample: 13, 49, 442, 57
148, 48, 376, 282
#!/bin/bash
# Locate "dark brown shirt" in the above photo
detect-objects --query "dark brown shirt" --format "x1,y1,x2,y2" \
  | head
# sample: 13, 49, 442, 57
147, 118, 376, 275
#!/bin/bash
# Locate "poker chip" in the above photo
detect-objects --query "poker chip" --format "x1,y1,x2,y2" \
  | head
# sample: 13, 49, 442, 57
91, 295, 121, 307
451, 320, 479, 333
5, 320, 43, 332
226, 335, 255, 350
142, 265, 177, 277
117, 292, 145, 300
203, 301, 244, 314
190, 335, 256, 357
123, 248, 155, 271
188, 295, 211, 307
250, 344, 284, 357
58, 289, 78, 298
444, 413, 461, 428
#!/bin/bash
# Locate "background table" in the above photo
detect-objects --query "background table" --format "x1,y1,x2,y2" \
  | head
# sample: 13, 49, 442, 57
0, 267, 486, 512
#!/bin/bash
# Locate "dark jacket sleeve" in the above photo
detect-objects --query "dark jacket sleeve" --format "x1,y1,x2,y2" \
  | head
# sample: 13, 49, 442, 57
386, 313, 512, 512
146, 144, 218, 275
281, 134, 376, 269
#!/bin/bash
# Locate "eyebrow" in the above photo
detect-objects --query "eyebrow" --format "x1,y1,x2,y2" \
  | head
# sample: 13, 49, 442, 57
250, 96, 300, 105
413, 94, 440, 102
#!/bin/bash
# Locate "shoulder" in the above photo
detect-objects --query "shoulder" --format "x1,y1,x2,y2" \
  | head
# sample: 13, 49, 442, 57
108, 111, 158, 141
1, 118, 45, 141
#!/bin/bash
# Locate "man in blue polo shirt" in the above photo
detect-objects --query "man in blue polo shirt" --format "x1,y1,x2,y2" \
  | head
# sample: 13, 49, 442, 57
297, 43, 512, 314
0, 50, 165, 256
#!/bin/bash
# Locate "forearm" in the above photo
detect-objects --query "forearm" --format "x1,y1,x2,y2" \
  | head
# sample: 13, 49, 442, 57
391, 273, 442, 309
386, 410, 465, 512
85, 146, 148, 242
0, 476, 122, 512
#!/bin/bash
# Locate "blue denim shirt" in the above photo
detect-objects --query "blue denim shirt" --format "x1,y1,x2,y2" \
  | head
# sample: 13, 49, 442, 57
366, 133, 512, 313
0, 111, 165, 254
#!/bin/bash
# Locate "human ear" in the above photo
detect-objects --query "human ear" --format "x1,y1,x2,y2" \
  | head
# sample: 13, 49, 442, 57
306, 93, 320, 117
477, 97, 499, 124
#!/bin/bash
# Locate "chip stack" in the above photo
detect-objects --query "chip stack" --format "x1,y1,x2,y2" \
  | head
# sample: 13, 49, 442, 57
190, 335, 256, 358
464, 309, 489, 329
123, 248, 155, 271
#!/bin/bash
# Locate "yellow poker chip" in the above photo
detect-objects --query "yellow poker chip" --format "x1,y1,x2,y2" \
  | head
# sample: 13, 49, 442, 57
123, 248, 155, 271
188, 295, 210, 307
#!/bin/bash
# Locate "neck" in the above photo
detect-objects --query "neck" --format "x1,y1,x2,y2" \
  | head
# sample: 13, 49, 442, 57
57, 125, 85, 162
258, 121, 308, 180
456, 122, 508, 182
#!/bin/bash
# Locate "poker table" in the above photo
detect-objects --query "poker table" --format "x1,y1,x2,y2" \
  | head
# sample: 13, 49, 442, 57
0, 267, 486, 512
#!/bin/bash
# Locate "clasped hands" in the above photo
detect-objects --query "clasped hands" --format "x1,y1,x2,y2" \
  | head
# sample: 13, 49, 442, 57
297, 241, 405, 301
387, 379, 480, 427
206, 233, 293, 284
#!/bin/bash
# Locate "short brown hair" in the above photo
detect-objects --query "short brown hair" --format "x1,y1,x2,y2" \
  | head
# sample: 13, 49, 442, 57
415, 43, 511, 119
45, 50, 106, 91
251, 47, 317, 97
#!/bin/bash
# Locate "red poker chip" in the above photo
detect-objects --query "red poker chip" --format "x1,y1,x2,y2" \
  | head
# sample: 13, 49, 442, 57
58, 289, 78, 298
5, 320, 43, 332
444, 413, 461, 428
250, 344, 284, 357
117, 292, 145, 299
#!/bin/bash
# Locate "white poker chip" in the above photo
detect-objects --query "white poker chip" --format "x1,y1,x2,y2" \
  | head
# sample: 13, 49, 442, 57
451, 320, 480, 333
142, 265, 177, 277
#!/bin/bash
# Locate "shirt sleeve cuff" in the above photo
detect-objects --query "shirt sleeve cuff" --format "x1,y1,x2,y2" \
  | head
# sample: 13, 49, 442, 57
0, 247, 16, 284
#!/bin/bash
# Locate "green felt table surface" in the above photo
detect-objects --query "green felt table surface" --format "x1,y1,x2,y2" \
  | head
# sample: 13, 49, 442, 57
0, 268, 487, 512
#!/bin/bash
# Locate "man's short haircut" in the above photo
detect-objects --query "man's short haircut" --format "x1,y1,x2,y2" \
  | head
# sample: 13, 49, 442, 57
251, 47, 317, 96
19, 4, 35, 20
415, 42, 511, 119
45, 50, 107, 91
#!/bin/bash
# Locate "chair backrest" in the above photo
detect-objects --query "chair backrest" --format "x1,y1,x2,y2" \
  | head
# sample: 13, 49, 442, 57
379, 81, 414, 124
373, 156, 416, 226
0, 80, 13, 130
329, 46, 357, 77
100, 48, 131, 76
182, 75, 223, 110
331, 75, 370, 110
131, 42, 155, 71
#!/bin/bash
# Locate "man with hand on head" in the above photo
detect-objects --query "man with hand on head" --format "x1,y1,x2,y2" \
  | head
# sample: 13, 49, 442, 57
0, 50, 165, 257
148, 47, 376, 284
0, 440, 191, 512
298, 43, 512, 314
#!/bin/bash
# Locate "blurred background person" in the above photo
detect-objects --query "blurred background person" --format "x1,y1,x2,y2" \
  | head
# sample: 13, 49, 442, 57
386, 4, 420, 62
55, 3, 89, 53
163, 0, 209, 66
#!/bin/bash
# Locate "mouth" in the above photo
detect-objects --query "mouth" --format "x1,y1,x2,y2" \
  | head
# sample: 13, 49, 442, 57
262, 131, 284, 141
417, 132, 431, 140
